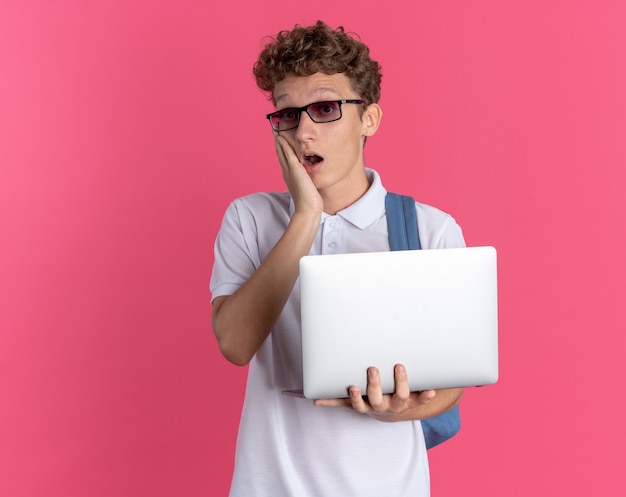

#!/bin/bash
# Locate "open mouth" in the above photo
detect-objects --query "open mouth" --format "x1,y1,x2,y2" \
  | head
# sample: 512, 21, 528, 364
303, 154, 323, 166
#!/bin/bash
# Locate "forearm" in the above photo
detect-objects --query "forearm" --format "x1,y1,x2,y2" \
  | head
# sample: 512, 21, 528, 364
212, 211, 320, 366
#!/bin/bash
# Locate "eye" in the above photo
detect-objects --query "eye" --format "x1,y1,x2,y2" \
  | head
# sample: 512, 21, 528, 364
279, 109, 298, 122
318, 102, 338, 115
309, 102, 340, 121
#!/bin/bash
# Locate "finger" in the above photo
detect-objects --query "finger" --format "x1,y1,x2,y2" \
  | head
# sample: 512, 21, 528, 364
389, 364, 410, 409
417, 389, 436, 404
313, 388, 367, 411
347, 386, 370, 413
273, 134, 289, 169
274, 134, 300, 169
313, 397, 351, 408
365, 367, 385, 411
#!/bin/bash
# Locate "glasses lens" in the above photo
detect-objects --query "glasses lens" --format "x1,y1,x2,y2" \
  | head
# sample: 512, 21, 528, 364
270, 109, 299, 131
308, 101, 341, 123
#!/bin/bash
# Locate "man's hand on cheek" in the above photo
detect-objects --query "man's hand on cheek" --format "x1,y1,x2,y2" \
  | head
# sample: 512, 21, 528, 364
274, 133, 322, 215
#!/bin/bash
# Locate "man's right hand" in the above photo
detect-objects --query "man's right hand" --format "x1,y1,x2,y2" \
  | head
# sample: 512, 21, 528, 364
274, 133, 323, 216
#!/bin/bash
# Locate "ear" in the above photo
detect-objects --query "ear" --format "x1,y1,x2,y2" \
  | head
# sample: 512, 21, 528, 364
361, 103, 383, 137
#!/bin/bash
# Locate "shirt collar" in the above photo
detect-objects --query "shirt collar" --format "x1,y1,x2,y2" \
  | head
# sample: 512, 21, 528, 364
334, 168, 387, 229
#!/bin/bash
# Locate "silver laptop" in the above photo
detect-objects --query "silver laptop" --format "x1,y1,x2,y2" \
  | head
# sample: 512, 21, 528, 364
292, 246, 498, 399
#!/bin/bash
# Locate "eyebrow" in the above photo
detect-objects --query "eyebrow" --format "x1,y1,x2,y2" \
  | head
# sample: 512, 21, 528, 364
274, 86, 343, 106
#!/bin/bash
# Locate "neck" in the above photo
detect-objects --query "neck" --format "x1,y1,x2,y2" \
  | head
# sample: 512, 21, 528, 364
320, 169, 371, 215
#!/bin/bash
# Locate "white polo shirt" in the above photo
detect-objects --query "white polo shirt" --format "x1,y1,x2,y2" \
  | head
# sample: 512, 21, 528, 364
211, 169, 465, 497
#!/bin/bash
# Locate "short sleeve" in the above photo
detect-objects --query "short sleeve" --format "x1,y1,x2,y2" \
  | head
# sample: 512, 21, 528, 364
209, 192, 291, 303
415, 202, 466, 249
210, 200, 258, 302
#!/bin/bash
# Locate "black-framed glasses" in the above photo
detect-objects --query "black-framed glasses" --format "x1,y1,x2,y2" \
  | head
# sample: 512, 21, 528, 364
266, 99, 365, 132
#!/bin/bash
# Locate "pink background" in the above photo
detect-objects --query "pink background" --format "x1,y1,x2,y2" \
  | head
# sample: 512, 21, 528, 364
1, 1, 625, 495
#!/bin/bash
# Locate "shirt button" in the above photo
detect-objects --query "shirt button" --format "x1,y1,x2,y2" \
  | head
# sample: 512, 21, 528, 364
328, 242, 336, 248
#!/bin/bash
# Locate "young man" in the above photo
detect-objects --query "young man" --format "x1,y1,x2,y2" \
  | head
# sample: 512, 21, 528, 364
211, 21, 465, 496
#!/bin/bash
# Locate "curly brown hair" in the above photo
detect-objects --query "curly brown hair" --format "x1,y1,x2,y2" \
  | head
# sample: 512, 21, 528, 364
253, 21, 382, 106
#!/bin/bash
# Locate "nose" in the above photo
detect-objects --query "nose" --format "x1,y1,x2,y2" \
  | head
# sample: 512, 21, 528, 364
294, 110, 317, 141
